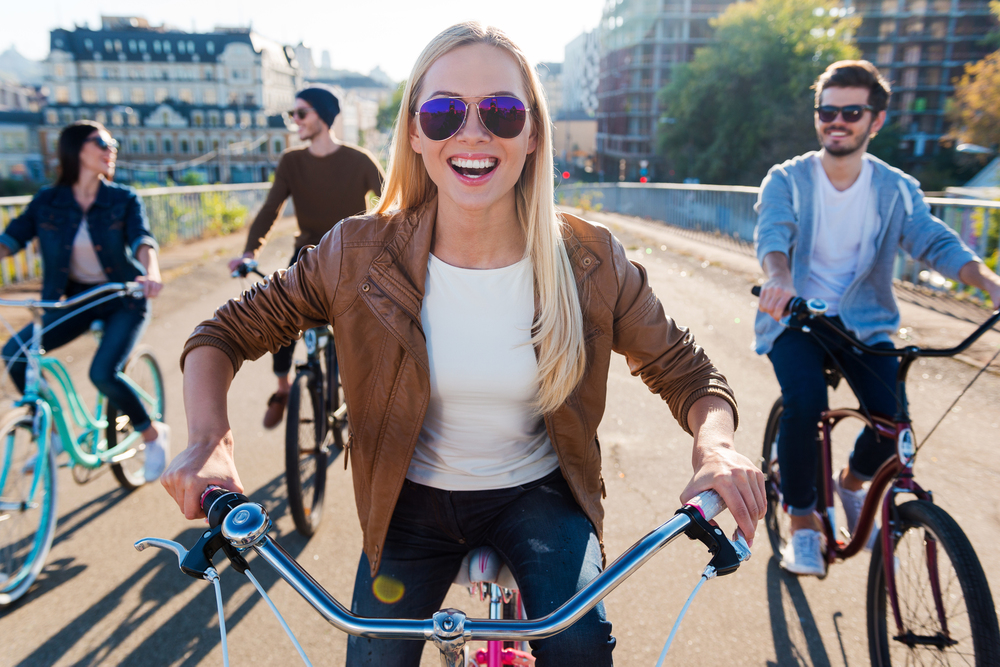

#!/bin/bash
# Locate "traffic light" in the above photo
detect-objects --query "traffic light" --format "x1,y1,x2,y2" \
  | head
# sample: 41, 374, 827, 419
562, 171, 571, 179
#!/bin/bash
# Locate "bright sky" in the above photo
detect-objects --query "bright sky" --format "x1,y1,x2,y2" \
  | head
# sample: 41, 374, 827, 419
2, 0, 606, 81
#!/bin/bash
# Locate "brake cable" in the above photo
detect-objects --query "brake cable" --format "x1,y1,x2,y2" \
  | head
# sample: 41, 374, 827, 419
916, 343, 1000, 455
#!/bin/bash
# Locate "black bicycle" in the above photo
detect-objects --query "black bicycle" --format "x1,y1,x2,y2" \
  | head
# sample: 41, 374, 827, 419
232, 260, 347, 537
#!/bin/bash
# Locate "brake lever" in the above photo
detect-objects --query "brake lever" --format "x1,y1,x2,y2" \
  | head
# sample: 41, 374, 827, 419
134, 537, 190, 569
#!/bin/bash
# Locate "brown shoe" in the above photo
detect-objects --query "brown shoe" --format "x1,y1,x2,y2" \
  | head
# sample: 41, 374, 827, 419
263, 392, 289, 429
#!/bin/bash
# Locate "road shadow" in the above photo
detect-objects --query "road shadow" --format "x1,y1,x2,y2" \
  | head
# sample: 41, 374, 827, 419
0, 485, 132, 618
12, 471, 323, 666
765, 556, 833, 667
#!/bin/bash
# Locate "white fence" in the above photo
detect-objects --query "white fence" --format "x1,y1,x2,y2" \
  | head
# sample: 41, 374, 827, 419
557, 182, 1000, 299
0, 183, 271, 287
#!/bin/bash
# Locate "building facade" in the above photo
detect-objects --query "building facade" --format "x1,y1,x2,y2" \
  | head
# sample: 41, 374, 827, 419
41, 16, 301, 183
595, 0, 738, 181
562, 30, 601, 117
0, 111, 44, 183
852, 0, 998, 157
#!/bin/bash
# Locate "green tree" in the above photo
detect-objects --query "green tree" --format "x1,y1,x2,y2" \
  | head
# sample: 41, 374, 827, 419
658, 0, 859, 185
377, 82, 406, 133
948, 0, 1000, 152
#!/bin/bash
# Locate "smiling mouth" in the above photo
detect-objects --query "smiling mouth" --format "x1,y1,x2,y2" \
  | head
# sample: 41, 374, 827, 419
449, 157, 498, 179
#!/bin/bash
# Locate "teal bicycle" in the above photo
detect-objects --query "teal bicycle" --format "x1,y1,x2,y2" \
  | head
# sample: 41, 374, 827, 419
0, 282, 165, 605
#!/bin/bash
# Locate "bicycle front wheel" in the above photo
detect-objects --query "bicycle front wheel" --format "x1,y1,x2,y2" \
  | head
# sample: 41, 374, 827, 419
286, 370, 328, 537
761, 397, 792, 560
108, 347, 165, 490
867, 499, 1000, 665
0, 407, 57, 606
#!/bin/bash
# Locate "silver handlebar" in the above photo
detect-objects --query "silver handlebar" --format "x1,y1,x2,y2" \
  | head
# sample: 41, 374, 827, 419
0, 281, 144, 310
137, 489, 747, 666
244, 490, 734, 641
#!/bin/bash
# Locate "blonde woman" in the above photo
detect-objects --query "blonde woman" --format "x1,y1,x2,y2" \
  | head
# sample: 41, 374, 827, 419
163, 22, 764, 665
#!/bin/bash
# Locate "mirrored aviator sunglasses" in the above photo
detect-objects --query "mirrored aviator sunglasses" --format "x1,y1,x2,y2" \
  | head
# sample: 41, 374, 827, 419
87, 136, 119, 151
815, 104, 873, 124
417, 96, 528, 141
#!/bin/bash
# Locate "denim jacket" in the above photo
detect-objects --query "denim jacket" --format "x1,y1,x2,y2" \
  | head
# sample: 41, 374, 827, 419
0, 181, 158, 300
753, 152, 980, 355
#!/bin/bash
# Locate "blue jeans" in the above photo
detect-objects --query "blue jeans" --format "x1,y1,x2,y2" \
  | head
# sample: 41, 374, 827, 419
2, 282, 153, 432
346, 469, 615, 666
767, 316, 900, 515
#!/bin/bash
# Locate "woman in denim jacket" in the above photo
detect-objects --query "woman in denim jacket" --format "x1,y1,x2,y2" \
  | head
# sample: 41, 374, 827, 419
0, 120, 170, 480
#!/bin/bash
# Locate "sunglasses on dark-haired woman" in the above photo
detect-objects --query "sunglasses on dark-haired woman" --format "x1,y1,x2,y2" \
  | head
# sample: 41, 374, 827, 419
85, 136, 119, 151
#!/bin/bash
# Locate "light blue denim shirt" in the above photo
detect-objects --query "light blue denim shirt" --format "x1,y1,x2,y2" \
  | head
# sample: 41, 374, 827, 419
753, 151, 980, 355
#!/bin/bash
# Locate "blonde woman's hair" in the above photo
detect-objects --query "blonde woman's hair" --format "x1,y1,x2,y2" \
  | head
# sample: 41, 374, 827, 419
375, 22, 585, 414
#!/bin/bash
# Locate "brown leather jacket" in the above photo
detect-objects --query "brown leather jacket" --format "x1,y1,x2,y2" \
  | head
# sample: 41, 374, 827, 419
182, 200, 739, 575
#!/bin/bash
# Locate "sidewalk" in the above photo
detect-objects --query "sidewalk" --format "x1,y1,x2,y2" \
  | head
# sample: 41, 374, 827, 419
567, 206, 1000, 372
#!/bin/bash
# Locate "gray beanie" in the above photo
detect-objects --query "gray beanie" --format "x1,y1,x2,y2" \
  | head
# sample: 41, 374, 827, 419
295, 87, 340, 127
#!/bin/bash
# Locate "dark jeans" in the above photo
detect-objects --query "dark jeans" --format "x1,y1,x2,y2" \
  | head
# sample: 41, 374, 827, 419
346, 469, 615, 666
2, 282, 153, 432
767, 316, 901, 515
272, 250, 301, 377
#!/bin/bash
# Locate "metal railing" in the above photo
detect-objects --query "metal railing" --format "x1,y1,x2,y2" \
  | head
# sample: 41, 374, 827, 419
556, 182, 1000, 305
0, 183, 272, 287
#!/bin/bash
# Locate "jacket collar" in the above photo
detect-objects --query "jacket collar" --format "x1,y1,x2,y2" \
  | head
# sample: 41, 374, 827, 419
51, 179, 114, 211
366, 198, 600, 326
367, 198, 437, 326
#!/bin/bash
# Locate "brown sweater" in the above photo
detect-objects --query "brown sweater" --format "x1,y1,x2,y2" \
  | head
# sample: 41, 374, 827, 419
243, 144, 384, 254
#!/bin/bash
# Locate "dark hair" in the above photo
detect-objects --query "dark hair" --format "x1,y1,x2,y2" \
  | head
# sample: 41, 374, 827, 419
813, 60, 891, 113
56, 120, 107, 186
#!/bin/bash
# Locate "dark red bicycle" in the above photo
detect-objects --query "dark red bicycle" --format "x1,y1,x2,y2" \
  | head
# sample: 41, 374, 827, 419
754, 286, 1000, 665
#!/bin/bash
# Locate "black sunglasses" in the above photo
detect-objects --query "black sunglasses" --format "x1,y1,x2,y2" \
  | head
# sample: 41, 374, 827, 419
86, 136, 119, 151
416, 95, 530, 142
815, 104, 874, 123
286, 108, 311, 121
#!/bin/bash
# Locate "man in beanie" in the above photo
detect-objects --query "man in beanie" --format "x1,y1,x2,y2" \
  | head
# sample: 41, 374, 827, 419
229, 85, 384, 429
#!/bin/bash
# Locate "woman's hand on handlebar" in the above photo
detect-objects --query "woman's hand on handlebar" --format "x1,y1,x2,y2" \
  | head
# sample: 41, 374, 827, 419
161, 433, 244, 520
681, 445, 765, 547
682, 396, 765, 545
134, 275, 163, 299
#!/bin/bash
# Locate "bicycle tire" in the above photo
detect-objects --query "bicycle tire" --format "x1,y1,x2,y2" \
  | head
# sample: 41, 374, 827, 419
107, 348, 166, 490
324, 338, 347, 451
0, 407, 58, 606
286, 370, 328, 537
761, 397, 792, 561
867, 499, 1000, 665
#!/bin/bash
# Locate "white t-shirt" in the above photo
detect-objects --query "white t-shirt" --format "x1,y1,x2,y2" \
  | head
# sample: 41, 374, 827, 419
406, 254, 559, 491
69, 215, 108, 285
802, 157, 873, 315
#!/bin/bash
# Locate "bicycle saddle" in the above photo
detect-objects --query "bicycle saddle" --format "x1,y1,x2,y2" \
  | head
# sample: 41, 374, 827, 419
453, 546, 518, 590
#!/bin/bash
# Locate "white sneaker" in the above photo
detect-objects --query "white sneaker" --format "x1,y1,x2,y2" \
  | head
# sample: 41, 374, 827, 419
143, 422, 170, 482
780, 529, 827, 576
834, 471, 878, 551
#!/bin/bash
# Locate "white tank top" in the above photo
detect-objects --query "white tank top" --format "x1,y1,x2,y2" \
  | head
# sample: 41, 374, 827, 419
69, 215, 108, 285
406, 253, 559, 491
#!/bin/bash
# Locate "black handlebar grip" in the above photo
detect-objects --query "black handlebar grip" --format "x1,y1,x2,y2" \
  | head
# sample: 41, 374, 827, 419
200, 486, 227, 513
751, 285, 761, 296
200, 486, 250, 527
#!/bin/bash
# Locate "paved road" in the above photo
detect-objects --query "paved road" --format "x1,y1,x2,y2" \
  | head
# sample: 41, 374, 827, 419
1, 213, 998, 666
